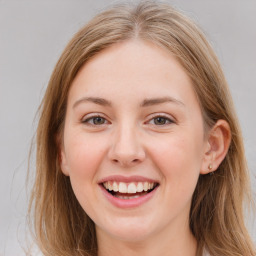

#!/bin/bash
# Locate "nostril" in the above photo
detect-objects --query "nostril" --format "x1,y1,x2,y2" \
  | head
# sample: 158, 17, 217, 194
108, 139, 146, 166
111, 158, 140, 166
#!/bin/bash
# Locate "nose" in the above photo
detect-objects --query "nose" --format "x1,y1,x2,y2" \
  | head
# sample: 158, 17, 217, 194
108, 124, 146, 167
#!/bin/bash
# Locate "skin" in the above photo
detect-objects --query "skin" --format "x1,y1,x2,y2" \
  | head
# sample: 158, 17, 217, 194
60, 40, 230, 256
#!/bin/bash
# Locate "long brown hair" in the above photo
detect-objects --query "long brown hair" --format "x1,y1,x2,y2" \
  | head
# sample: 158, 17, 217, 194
28, 1, 255, 255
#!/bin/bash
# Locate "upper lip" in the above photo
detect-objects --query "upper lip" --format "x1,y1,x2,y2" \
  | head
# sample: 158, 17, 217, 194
98, 175, 159, 184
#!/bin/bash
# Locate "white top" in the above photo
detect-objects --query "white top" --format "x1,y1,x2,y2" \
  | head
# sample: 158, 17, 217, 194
202, 248, 211, 256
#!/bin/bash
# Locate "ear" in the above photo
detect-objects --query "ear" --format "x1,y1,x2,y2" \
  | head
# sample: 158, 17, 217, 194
59, 149, 70, 176
200, 119, 231, 175
56, 135, 70, 176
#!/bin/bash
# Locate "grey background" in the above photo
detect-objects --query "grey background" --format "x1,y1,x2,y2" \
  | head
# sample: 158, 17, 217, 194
0, 0, 255, 255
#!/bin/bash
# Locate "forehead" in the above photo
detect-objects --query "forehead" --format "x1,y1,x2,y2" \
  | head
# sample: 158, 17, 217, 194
68, 39, 199, 109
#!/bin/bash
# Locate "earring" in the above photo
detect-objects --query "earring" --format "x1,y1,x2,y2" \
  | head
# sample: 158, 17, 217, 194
208, 164, 213, 171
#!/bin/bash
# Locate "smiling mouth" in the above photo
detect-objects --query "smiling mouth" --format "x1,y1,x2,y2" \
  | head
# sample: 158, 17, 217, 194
102, 181, 159, 199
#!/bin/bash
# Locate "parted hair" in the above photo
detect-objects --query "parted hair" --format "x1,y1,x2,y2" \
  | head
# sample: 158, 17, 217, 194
28, 1, 255, 256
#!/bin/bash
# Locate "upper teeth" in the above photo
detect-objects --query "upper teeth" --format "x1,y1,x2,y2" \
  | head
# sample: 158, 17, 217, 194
103, 181, 155, 194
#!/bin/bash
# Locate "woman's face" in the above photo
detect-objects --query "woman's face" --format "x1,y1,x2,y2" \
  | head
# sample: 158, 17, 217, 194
61, 40, 209, 242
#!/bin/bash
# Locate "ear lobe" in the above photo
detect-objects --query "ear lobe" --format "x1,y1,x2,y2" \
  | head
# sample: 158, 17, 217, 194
200, 119, 231, 175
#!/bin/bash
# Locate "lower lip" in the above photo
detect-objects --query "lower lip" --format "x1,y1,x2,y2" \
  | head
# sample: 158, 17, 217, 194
99, 185, 158, 209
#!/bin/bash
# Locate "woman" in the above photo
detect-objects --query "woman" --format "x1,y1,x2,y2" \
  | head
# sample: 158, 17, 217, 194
28, 2, 255, 256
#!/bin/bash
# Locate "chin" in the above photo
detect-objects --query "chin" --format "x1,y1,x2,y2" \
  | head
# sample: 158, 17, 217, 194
112, 228, 152, 242
98, 218, 155, 242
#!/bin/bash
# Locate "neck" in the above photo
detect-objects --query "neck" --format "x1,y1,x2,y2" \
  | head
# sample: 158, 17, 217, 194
97, 220, 197, 256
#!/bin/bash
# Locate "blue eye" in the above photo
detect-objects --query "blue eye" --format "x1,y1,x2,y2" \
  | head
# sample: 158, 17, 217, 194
82, 116, 107, 125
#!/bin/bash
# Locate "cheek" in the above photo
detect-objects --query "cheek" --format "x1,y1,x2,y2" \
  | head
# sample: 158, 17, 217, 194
64, 131, 107, 181
63, 132, 108, 213
149, 133, 204, 188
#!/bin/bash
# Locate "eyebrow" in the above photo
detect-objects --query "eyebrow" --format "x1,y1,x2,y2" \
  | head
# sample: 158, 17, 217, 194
72, 96, 185, 109
140, 97, 185, 107
73, 97, 112, 109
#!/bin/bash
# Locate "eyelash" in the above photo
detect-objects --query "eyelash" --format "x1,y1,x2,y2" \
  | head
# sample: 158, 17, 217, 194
146, 114, 175, 126
82, 115, 109, 126
81, 114, 175, 127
